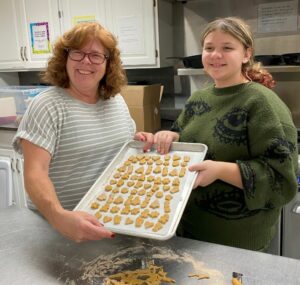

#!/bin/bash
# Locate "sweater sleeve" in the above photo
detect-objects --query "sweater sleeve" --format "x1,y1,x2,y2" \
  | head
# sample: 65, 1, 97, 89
237, 95, 298, 211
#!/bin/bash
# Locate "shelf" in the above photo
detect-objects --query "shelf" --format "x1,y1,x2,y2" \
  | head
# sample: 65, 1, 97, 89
177, 65, 300, 76
265, 66, 300, 73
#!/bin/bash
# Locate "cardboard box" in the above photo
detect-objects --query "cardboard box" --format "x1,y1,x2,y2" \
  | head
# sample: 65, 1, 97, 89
121, 84, 162, 133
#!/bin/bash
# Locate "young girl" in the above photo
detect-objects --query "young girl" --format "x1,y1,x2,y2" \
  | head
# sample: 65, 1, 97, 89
153, 17, 298, 251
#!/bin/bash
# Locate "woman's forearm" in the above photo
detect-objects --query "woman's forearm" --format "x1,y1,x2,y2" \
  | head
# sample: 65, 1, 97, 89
24, 167, 64, 225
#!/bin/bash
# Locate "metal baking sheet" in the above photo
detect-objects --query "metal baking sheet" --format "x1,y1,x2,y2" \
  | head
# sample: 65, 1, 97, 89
74, 140, 207, 240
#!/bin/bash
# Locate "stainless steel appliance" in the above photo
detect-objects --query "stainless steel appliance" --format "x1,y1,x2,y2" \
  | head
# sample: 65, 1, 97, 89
281, 155, 300, 259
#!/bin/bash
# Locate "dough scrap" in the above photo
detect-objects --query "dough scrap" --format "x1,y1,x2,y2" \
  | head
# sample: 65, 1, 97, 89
104, 261, 175, 285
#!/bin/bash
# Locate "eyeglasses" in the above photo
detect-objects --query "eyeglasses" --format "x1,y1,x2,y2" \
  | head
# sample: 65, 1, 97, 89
66, 49, 109, 65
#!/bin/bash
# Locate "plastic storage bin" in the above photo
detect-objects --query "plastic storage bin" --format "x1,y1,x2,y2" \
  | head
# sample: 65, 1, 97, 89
0, 86, 48, 126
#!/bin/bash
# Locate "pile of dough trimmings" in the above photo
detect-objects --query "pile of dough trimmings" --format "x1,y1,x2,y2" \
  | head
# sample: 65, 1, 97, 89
90, 153, 190, 233
103, 261, 175, 285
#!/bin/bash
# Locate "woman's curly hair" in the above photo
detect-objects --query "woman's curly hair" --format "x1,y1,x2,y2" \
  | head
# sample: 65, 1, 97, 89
41, 22, 127, 99
201, 17, 275, 89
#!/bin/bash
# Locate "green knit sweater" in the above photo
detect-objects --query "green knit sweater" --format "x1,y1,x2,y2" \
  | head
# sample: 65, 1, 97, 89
172, 82, 298, 251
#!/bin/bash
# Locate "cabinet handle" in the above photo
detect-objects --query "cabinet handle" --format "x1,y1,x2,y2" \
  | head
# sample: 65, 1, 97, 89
11, 158, 16, 172
16, 158, 20, 173
24, 46, 28, 61
292, 203, 300, 215
20, 47, 25, 61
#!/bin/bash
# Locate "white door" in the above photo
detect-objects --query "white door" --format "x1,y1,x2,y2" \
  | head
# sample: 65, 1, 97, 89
0, 148, 27, 208
0, 0, 25, 69
59, 0, 107, 32
105, 0, 156, 66
22, 0, 61, 68
0, 156, 13, 208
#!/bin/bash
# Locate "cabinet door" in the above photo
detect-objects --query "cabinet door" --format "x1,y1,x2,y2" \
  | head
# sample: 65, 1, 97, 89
59, 0, 107, 32
0, 156, 13, 208
0, 0, 25, 69
0, 148, 27, 208
14, 152, 27, 207
105, 0, 156, 67
21, 0, 61, 69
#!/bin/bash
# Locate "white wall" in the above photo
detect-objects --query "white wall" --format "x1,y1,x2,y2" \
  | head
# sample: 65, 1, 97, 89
180, 0, 300, 56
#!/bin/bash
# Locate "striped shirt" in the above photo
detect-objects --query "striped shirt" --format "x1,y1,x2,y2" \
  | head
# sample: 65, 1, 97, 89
13, 87, 136, 210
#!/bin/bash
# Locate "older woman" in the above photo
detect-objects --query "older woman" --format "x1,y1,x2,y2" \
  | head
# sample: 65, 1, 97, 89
13, 22, 152, 242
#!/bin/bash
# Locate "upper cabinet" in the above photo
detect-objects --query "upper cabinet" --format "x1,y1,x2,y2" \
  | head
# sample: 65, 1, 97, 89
0, 0, 60, 70
105, 0, 157, 67
0, 0, 24, 70
0, 0, 174, 71
59, 0, 174, 68
59, 0, 107, 32
21, 0, 61, 68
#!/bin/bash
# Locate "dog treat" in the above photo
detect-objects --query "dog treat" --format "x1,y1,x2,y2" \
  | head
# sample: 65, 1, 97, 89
94, 211, 102, 219
110, 206, 120, 214
97, 193, 106, 201
113, 215, 121, 225
135, 217, 144, 227
103, 216, 112, 223
90, 202, 99, 209
105, 185, 113, 192
125, 217, 134, 225
153, 222, 163, 232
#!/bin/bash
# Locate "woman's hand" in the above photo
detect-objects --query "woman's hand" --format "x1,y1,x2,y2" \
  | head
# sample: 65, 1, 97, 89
51, 209, 114, 243
154, 131, 180, 154
189, 160, 243, 189
134, 132, 154, 152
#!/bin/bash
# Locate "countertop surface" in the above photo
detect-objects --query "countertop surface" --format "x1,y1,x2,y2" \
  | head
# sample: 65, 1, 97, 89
1, 207, 300, 285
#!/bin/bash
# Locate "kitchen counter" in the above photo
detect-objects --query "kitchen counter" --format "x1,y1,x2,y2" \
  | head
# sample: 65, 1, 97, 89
1, 207, 300, 285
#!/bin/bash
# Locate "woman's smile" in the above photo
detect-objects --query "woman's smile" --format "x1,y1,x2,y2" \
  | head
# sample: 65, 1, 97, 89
77, 69, 94, 75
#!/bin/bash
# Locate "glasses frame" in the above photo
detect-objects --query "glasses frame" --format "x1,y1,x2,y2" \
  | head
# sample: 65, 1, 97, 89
65, 48, 109, 65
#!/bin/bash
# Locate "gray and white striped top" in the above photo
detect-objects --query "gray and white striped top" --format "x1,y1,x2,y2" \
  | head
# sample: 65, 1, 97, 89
13, 87, 136, 210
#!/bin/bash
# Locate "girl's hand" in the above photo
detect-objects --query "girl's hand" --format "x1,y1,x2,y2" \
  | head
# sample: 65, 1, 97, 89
134, 132, 154, 152
189, 160, 243, 189
189, 160, 220, 188
154, 131, 180, 154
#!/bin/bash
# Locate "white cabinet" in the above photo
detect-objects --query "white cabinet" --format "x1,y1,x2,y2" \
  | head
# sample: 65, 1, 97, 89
105, 0, 156, 67
0, 156, 13, 208
60, 0, 157, 67
0, 0, 24, 70
59, 0, 107, 32
106, 0, 174, 68
59, 0, 174, 68
0, 0, 60, 71
0, 147, 27, 208
0, 0, 173, 70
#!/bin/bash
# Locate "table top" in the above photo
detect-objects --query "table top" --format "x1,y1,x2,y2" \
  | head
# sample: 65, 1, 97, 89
1, 207, 300, 285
